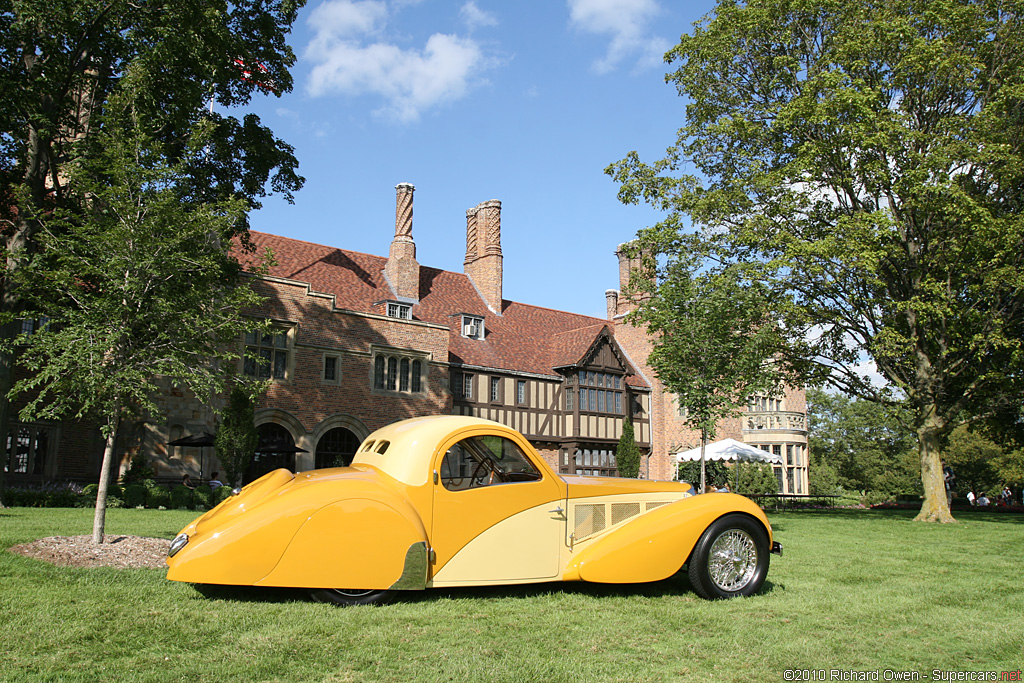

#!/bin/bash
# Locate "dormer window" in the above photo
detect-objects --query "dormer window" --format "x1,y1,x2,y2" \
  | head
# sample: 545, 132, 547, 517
387, 302, 412, 320
462, 315, 484, 340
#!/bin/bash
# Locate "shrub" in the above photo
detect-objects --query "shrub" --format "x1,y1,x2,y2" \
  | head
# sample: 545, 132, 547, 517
733, 462, 778, 495
123, 484, 147, 508
3, 482, 83, 507
192, 486, 213, 509
144, 480, 171, 509
170, 484, 195, 509
121, 452, 155, 484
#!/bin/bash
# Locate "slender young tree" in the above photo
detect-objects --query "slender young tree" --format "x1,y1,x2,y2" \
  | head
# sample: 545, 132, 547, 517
609, 0, 1024, 522
622, 252, 796, 493
9, 122, 266, 542
216, 384, 261, 489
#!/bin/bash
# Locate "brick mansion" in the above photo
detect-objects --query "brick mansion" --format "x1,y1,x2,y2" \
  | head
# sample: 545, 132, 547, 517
5, 184, 809, 493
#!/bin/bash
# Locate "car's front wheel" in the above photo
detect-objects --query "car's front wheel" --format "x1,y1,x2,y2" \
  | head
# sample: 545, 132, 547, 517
309, 588, 395, 606
687, 514, 770, 600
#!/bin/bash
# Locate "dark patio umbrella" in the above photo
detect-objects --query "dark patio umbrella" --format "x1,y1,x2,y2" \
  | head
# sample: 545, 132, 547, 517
255, 437, 308, 454
167, 432, 217, 448
168, 431, 217, 482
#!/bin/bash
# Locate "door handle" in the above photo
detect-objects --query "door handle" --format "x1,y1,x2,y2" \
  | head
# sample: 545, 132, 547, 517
549, 505, 564, 515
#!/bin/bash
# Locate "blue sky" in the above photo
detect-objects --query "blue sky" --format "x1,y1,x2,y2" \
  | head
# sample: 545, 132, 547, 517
237, 0, 716, 319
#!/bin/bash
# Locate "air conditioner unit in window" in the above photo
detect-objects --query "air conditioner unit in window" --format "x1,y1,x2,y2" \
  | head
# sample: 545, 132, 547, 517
464, 323, 479, 338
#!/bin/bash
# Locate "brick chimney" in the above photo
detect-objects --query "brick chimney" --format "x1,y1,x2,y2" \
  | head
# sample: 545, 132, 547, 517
614, 242, 652, 315
384, 183, 420, 302
605, 289, 619, 320
464, 199, 503, 314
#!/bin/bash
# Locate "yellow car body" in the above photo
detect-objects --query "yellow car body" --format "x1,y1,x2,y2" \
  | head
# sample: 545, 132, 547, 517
166, 416, 780, 603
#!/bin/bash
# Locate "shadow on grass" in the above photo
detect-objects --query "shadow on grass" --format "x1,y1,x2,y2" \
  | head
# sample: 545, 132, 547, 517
188, 573, 782, 607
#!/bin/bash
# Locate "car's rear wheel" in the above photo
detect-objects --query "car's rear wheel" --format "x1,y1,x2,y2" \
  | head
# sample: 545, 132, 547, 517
309, 588, 395, 606
687, 514, 769, 600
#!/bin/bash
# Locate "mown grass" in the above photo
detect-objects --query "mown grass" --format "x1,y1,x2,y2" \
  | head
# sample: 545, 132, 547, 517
1, 507, 1022, 683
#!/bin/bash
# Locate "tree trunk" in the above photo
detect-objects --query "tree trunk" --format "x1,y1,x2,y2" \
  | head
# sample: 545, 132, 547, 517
699, 426, 708, 494
0, 340, 10, 509
92, 414, 122, 543
913, 409, 955, 523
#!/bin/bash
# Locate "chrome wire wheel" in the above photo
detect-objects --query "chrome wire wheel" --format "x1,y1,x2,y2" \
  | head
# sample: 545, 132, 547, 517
687, 514, 770, 600
707, 529, 758, 591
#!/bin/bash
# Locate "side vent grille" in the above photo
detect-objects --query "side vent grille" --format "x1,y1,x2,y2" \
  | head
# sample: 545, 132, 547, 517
611, 502, 642, 526
574, 504, 606, 539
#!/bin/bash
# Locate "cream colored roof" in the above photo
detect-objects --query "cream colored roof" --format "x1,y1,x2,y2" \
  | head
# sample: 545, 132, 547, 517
351, 415, 514, 487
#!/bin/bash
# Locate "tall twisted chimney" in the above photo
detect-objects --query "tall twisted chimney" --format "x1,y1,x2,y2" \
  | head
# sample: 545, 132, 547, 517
384, 183, 420, 302
464, 199, 503, 314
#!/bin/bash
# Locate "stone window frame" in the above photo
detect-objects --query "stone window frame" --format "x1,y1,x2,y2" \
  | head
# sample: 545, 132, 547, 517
461, 314, 485, 340
242, 322, 295, 383
322, 353, 342, 385
371, 347, 427, 396
386, 302, 412, 320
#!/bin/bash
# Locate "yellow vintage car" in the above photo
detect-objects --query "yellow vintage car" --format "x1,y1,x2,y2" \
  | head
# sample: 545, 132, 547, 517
166, 416, 781, 604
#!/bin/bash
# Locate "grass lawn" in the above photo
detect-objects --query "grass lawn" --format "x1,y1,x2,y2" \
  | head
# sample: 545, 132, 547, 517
1, 507, 1022, 683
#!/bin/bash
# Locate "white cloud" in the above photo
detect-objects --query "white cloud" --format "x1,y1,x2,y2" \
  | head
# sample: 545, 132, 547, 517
304, 0, 487, 122
460, 1, 498, 30
567, 0, 670, 73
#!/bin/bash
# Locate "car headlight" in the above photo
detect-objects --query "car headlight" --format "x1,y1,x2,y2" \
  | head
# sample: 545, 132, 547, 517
168, 533, 189, 557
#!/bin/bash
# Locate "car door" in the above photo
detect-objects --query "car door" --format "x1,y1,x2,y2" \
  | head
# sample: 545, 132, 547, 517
430, 430, 566, 585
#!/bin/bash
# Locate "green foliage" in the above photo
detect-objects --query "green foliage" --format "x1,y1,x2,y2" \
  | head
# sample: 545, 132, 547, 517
121, 452, 155, 484
10, 126, 266, 431
808, 460, 841, 496
1, 0, 304, 221
807, 388, 918, 494
122, 484, 147, 508
734, 462, 780, 496
678, 460, 730, 489
622, 251, 795, 491
0, 0, 303, 532
943, 425, 1004, 495
609, 0, 1024, 520
1, 482, 82, 507
992, 448, 1024, 487
170, 485, 194, 510
143, 480, 171, 510
615, 417, 641, 478
216, 385, 261, 487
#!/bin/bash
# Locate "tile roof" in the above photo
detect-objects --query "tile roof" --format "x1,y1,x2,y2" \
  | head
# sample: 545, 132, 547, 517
241, 231, 649, 388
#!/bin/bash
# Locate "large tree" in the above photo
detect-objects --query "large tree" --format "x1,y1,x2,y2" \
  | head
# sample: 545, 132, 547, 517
10, 122, 266, 542
608, 0, 1024, 522
0, 0, 304, 505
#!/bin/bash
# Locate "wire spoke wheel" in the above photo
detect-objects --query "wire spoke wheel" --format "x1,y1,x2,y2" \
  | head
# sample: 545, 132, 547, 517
707, 529, 758, 591
687, 514, 770, 599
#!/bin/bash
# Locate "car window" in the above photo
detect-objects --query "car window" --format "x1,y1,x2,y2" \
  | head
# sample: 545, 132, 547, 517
439, 435, 542, 491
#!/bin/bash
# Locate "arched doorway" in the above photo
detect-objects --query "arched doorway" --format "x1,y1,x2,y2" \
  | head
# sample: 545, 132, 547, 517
315, 427, 360, 469
245, 423, 298, 483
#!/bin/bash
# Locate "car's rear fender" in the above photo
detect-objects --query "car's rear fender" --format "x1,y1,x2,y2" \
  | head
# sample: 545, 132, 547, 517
166, 468, 426, 589
256, 492, 428, 590
562, 493, 771, 584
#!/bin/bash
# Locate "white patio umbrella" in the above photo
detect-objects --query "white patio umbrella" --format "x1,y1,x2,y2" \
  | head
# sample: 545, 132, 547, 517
673, 439, 782, 492
674, 439, 782, 464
